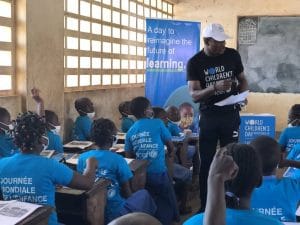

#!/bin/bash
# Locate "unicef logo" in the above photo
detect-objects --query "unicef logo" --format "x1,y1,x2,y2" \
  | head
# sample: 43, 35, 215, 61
149, 150, 158, 159
107, 188, 116, 199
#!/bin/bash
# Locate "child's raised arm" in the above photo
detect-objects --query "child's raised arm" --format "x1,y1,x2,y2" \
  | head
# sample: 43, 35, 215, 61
204, 148, 238, 225
31, 88, 45, 117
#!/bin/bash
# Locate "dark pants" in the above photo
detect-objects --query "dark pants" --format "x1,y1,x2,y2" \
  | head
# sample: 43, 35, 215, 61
198, 109, 240, 212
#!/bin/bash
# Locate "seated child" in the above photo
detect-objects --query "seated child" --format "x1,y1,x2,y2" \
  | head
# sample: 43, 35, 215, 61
178, 102, 199, 134
176, 103, 200, 187
0, 112, 98, 225
250, 135, 300, 222
279, 104, 300, 155
125, 97, 180, 225
118, 101, 135, 133
0, 107, 19, 158
203, 147, 239, 225
77, 118, 156, 223
31, 88, 63, 153
165, 105, 181, 137
153, 107, 192, 214
184, 143, 282, 225
73, 97, 95, 141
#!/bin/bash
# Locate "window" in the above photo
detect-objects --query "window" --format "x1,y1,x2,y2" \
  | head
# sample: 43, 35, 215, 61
0, 0, 15, 94
64, 0, 173, 90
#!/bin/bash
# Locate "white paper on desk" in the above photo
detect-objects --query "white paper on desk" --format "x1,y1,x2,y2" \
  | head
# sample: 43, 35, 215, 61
125, 158, 134, 164
214, 90, 249, 106
0, 200, 42, 225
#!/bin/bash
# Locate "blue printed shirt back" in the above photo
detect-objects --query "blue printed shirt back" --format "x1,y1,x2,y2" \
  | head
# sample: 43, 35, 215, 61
125, 118, 172, 173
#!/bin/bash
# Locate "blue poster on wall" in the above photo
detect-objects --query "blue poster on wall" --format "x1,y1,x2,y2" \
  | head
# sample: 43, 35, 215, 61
145, 19, 200, 108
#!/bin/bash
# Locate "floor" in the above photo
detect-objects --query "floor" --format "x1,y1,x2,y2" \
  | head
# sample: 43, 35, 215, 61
179, 188, 200, 224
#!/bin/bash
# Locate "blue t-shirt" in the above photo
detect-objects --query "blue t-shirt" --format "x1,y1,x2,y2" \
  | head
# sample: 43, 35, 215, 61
47, 130, 63, 153
73, 115, 92, 141
77, 150, 133, 222
287, 143, 300, 161
167, 121, 181, 137
183, 208, 283, 225
0, 133, 19, 158
0, 153, 73, 225
251, 176, 300, 222
125, 118, 171, 173
283, 144, 300, 179
279, 126, 300, 153
121, 117, 135, 133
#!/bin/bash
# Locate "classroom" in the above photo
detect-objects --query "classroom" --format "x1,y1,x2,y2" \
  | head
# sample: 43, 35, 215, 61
0, 0, 300, 225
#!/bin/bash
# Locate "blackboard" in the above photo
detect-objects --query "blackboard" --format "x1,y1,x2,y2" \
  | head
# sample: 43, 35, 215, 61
238, 16, 300, 93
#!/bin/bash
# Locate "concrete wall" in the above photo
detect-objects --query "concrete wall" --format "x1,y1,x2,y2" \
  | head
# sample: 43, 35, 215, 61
1, 0, 143, 141
2, 0, 298, 139
174, 0, 300, 131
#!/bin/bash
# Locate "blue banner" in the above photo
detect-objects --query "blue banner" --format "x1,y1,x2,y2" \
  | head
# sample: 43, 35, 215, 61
239, 114, 276, 144
145, 19, 200, 107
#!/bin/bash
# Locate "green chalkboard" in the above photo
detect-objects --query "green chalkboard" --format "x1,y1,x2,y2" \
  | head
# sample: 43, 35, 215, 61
238, 16, 300, 93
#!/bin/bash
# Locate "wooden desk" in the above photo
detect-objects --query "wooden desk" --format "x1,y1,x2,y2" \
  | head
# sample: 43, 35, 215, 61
17, 206, 52, 225
55, 179, 110, 225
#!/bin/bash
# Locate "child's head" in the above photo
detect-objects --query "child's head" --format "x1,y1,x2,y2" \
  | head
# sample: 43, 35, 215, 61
250, 135, 280, 176
75, 97, 95, 117
165, 105, 180, 123
130, 96, 153, 119
179, 102, 194, 129
153, 107, 168, 126
45, 110, 60, 133
108, 212, 162, 225
288, 104, 300, 126
225, 143, 262, 207
0, 107, 12, 133
90, 118, 117, 148
118, 101, 131, 117
14, 111, 47, 153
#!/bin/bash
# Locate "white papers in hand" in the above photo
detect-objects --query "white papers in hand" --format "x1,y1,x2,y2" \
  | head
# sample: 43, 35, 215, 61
214, 90, 249, 107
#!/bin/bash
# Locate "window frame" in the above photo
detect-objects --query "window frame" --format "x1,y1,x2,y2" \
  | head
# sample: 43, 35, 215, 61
64, 0, 173, 92
0, 0, 16, 96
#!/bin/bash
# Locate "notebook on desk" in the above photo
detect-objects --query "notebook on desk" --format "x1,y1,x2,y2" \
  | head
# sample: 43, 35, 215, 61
64, 141, 93, 150
40, 150, 55, 158
0, 200, 42, 225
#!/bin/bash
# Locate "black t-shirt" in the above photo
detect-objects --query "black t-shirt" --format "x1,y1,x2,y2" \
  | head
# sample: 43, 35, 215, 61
187, 47, 244, 112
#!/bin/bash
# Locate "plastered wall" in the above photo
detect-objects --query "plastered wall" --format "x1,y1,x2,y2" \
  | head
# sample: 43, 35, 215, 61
174, 0, 300, 131
1, 0, 298, 138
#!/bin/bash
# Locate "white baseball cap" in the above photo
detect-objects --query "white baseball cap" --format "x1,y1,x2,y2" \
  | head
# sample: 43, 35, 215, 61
202, 23, 231, 41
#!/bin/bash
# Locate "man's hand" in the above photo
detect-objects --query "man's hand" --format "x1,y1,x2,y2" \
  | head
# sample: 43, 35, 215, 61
214, 80, 232, 92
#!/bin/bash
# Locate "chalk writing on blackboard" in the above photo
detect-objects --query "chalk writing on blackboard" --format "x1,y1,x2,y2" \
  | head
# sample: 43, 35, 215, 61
238, 18, 258, 45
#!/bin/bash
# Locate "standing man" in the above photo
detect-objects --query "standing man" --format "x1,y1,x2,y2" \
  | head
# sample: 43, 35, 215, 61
187, 23, 249, 212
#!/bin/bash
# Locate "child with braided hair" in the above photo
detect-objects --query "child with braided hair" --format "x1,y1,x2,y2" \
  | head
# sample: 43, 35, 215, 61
77, 118, 156, 224
184, 143, 282, 225
0, 112, 98, 225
